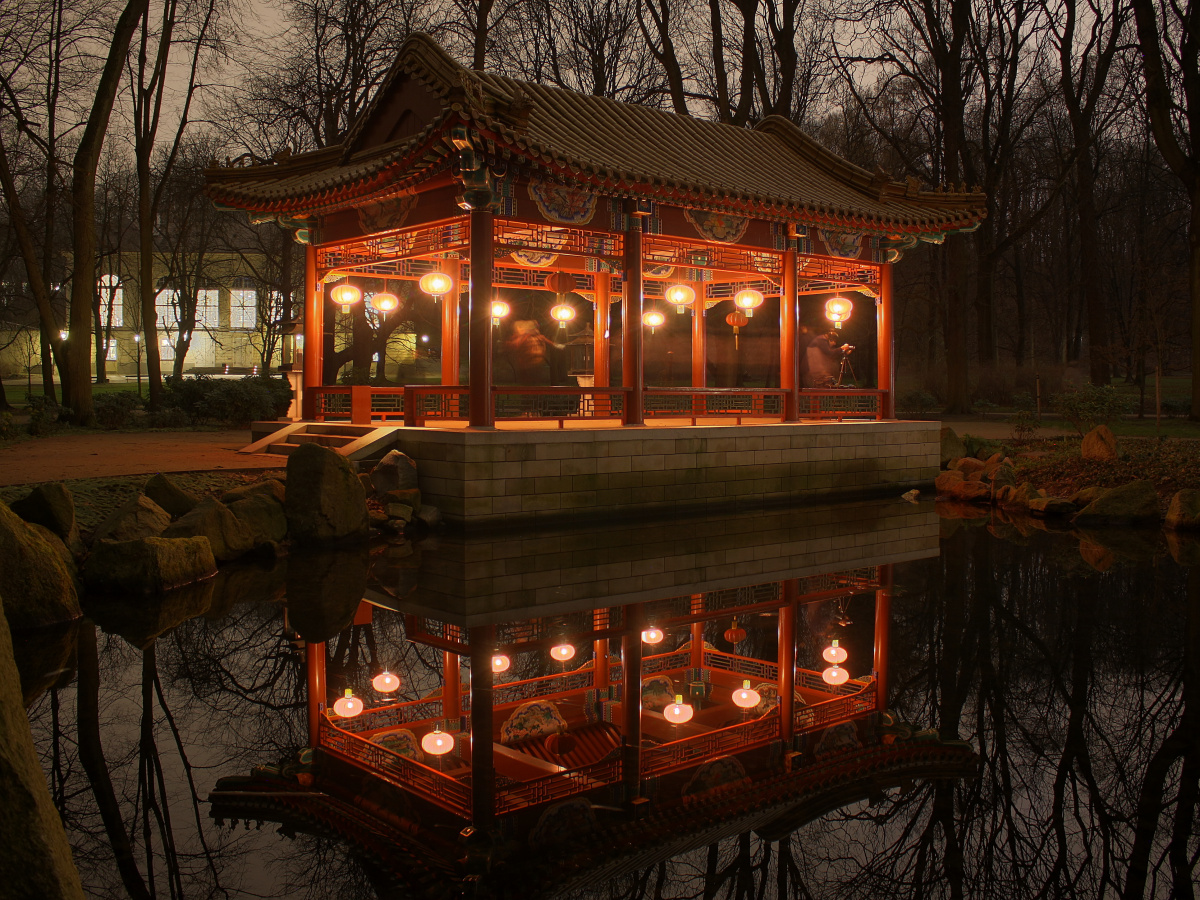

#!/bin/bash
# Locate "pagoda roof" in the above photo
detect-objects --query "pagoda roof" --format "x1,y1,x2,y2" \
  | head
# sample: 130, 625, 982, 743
206, 34, 985, 237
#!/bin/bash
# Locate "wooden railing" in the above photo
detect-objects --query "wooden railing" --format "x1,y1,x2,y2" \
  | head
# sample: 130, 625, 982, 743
795, 682, 877, 732
495, 757, 624, 815
641, 711, 780, 777
307, 384, 888, 425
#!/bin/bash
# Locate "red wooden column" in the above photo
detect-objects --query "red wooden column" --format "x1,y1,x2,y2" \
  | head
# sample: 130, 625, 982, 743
443, 650, 461, 718
441, 269, 461, 385
469, 625, 496, 832
691, 283, 706, 387
621, 603, 645, 801
468, 208, 495, 427
780, 247, 800, 421
779, 580, 798, 744
302, 244, 323, 418
305, 641, 326, 747
622, 207, 644, 425
594, 272, 611, 387
593, 607, 609, 689
877, 263, 895, 419
689, 594, 704, 669
874, 564, 893, 713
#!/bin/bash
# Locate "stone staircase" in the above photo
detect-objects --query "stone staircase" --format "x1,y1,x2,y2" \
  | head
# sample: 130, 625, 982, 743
241, 421, 403, 463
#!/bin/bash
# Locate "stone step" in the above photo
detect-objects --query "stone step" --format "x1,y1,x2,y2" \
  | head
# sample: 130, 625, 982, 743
290, 432, 358, 448
266, 442, 302, 456
305, 423, 377, 437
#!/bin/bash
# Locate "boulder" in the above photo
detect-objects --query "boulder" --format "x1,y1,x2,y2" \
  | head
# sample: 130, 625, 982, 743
1027, 497, 1076, 517
370, 450, 420, 495
226, 494, 288, 545
935, 470, 965, 494
986, 463, 1017, 490
358, 473, 375, 497
285, 443, 369, 544
940, 427, 966, 468
1069, 486, 1107, 507
1165, 531, 1200, 566
1001, 482, 1042, 508
88, 580, 215, 649
954, 457, 987, 477
1164, 490, 1200, 530
385, 503, 414, 523
368, 508, 389, 529
414, 505, 441, 528
945, 480, 993, 503
1080, 425, 1118, 462
92, 494, 171, 543
206, 560, 286, 621
1074, 479, 1159, 525
144, 473, 200, 518
84, 536, 217, 594
0, 597, 86, 900
8, 482, 81, 552
0, 503, 81, 630
27, 523, 77, 581
10, 619, 78, 707
220, 478, 286, 506
380, 488, 422, 511
163, 498, 256, 562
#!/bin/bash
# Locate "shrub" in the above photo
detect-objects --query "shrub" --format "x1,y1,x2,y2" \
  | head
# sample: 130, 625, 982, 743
145, 407, 191, 429
0, 411, 16, 441
161, 374, 293, 427
1007, 392, 1041, 442
973, 398, 998, 418
1161, 398, 1191, 418
26, 395, 70, 436
1050, 385, 1130, 435
93, 391, 143, 429
897, 389, 938, 417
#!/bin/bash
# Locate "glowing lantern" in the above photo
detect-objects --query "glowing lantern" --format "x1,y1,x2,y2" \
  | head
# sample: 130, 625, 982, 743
724, 618, 746, 645
734, 289, 764, 318
421, 726, 454, 756
491, 299, 510, 326
550, 302, 576, 324
419, 271, 452, 300
732, 679, 761, 709
665, 283, 695, 314
329, 283, 362, 314
550, 643, 576, 662
822, 664, 850, 686
825, 296, 852, 329
332, 688, 363, 718
491, 654, 511, 674
664, 695, 694, 724
643, 309, 666, 333
822, 639, 848, 665
641, 627, 664, 645
370, 292, 399, 313
372, 670, 400, 693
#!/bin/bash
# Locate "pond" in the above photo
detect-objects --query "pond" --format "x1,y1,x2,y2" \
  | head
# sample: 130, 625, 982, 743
19, 499, 1199, 899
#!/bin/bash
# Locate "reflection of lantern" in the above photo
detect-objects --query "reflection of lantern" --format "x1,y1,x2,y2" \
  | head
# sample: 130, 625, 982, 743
822, 664, 850, 686
419, 271, 452, 299
822, 639, 848, 665
491, 299, 510, 325
825, 296, 852, 328
643, 309, 665, 333
732, 679, 761, 709
550, 643, 576, 662
665, 283, 695, 314
330, 283, 362, 314
734, 289, 764, 317
726, 310, 749, 348
724, 617, 746, 645
333, 689, 363, 717
664, 695, 694, 724
642, 627, 664, 645
370, 292, 399, 312
421, 727, 454, 756
551, 302, 576, 325
372, 670, 400, 693
491, 654, 511, 674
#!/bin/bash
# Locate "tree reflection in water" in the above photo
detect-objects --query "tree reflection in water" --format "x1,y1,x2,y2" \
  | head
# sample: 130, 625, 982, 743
20, 518, 1200, 898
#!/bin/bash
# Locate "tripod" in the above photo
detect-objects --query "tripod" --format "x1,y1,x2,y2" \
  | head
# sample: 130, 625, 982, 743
834, 349, 858, 387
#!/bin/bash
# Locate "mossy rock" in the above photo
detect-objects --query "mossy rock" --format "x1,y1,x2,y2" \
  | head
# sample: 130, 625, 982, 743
1073, 480, 1159, 526
83, 536, 217, 594
144, 473, 200, 518
163, 498, 256, 562
0, 503, 81, 630
285, 443, 368, 544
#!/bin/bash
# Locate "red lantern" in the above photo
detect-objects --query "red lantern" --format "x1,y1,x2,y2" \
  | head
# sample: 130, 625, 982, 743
726, 310, 749, 349
545, 272, 578, 295
724, 618, 747, 645
664, 695, 694, 724
732, 679, 761, 709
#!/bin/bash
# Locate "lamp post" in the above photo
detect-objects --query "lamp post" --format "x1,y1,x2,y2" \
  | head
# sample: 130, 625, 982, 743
133, 333, 142, 397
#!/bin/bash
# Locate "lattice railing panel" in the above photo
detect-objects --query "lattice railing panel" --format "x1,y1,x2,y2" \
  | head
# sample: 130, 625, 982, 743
643, 389, 786, 419
703, 650, 780, 681
495, 758, 623, 815
319, 219, 470, 270
640, 713, 779, 777
797, 390, 881, 419
643, 236, 783, 277
494, 388, 624, 421
794, 683, 877, 733
334, 697, 445, 734
494, 220, 622, 260
492, 670, 595, 706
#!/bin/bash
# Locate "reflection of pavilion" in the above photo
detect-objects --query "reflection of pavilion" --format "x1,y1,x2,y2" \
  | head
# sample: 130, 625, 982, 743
211, 502, 976, 892
210, 35, 984, 528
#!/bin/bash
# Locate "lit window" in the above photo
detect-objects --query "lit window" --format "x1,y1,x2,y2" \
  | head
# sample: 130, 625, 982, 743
105, 340, 118, 362
99, 275, 123, 327
197, 289, 221, 328
231, 278, 256, 329
160, 339, 175, 361
156, 289, 179, 329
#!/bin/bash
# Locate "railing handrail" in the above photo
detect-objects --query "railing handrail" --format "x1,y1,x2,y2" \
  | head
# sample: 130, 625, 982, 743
645, 386, 787, 395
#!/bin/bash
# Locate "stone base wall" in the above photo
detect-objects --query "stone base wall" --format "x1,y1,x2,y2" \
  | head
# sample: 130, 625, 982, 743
391, 421, 938, 529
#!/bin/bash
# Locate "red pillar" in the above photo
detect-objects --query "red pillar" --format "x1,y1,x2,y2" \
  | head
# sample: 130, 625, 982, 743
622, 208, 644, 425
779, 581, 797, 743
874, 565, 893, 713
877, 264, 895, 419
781, 248, 800, 421
468, 626, 495, 832
305, 641, 326, 747
468, 208, 494, 427
302, 244, 323, 418
594, 273, 611, 387
690, 283, 706, 388
689, 594, 704, 669
621, 603, 644, 801
441, 271, 460, 386
443, 650, 461, 718
594, 607, 609, 689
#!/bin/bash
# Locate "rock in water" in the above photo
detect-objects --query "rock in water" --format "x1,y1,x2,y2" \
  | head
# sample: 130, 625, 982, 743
0, 598, 86, 899
1073, 479, 1159, 525
287, 546, 369, 642
0, 503, 81, 630
8, 482, 81, 552
144, 473, 200, 518
163, 498, 256, 562
1165, 489, 1200, 530
285, 443, 369, 543
91, 494, 171, 543
370, 449, 420, 495
1080, 424, 1118, 462
220, 478, 286, 506
83, 536, 217, 594
227, 494, 288, 545
940, 427, 966, 468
